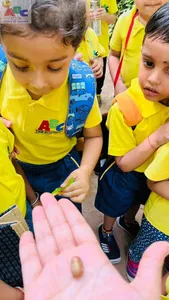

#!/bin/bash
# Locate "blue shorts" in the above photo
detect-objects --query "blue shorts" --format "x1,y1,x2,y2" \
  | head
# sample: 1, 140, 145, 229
128, 217, 169, 263
19, 147, 81, 228
95, 159, 150, 218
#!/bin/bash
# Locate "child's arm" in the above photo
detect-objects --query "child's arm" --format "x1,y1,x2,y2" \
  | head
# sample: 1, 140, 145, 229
0, 280, 22, 300
12, 159, 41, 208
115, 122, 169, 172
147, 179, 169, 201
61, 124, 102, 203
96, 7, 116, 24
108, 49, 127, 95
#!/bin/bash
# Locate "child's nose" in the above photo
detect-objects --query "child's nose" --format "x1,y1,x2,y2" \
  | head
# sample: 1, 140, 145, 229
148, 70, 161, 85
31, 72, 47, 89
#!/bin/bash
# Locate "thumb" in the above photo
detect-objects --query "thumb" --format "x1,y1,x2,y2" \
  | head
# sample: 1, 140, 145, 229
0, 117, 12, 128
132, 241, 169, 299
90, 57, 95, 64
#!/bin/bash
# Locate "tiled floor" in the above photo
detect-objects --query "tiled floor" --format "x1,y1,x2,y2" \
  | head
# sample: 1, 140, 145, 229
83, 66, 144, 280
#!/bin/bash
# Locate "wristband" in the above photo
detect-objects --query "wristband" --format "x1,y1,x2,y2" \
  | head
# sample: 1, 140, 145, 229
15, 287, 24, 300
31, 192, 40, 207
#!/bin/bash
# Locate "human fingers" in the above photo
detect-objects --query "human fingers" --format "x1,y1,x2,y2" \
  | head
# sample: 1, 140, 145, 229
20, 231, 42, 286
40, 193, 76, 252
74, 53, 83, 61
32, 203, 60, 264
0, 117, 12, 128
132, 241, 169, 299
58, 198, 98, 246
70, 193, 87, 203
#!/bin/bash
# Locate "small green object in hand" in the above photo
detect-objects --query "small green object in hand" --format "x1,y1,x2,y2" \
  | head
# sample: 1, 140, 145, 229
52, 177, 75, 196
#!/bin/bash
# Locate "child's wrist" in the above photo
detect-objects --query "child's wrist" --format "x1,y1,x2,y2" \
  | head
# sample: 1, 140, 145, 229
148, 133, 160, 149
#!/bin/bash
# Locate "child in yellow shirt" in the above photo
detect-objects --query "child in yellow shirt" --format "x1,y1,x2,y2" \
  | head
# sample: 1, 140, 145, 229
0, 119, 38, 231
95, 2, 169, 263
109, 0, 167, 96
0, 0, 102, 228
77, 27, 105, 80
89, 0, 118, 104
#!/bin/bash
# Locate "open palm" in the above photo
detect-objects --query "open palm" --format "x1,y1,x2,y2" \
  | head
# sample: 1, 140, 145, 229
20, 193, 169, 300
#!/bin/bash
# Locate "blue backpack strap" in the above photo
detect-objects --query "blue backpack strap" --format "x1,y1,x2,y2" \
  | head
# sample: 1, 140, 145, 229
65, 59, 96, 138
0, 45, 7, 81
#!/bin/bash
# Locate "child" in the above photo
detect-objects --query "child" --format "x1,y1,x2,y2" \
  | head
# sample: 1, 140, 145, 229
108, 0, 167, 96
127, 139, 169, 280
77, 27, 105, 81
89, 0, 118, 105
0, 0, 102, 221
0, 118, 40, 225
95, 2, 169, 263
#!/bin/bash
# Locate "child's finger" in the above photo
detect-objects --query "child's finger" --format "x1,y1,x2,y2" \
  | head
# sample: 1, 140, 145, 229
71, 193, 86, 203
62, 188, 82, 199
0, 117, 12, 128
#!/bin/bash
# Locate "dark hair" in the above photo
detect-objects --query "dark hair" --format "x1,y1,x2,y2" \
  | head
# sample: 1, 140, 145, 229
144, 2, 169, 43
0, 0, 87, 48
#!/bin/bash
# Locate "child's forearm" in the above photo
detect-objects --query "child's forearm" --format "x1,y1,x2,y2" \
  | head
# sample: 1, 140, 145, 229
80, 127, 102, 177
102, 13, 116, 24
115, 136, 157, 172
108, 51, 120, 82
147, 180, 169, 200
12, 159, 39, 207
0, 280, 22, 300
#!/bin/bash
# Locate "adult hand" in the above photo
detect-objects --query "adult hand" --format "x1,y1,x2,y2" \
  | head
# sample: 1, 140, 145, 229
60, 167, 90, 203
20, 193, 169, 300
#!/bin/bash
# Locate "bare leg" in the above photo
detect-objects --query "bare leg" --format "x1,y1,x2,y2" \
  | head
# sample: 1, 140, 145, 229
103, 215, 116, 232
124, 205, 140, 223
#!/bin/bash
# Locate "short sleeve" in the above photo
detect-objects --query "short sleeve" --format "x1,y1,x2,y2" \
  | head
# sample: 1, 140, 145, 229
84, 96, 102, 128
106, 103, 136, 156
108, 0, 118, 14
97, 41, 106, 58
109, 14, 124, 52
145, 143, 169, 181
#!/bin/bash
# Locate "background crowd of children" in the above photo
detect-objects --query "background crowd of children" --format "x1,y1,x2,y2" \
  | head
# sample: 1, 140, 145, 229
1, 0, 169, 299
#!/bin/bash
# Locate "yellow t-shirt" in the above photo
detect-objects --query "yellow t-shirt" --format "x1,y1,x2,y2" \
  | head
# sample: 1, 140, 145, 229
106, 78, 169, 172
0, 120, 26, 216
77, 27, 105, 65
109, 5, 145, 88
0, 65, 102, 165
144, 143, 169, 235
88, 0, 118, 56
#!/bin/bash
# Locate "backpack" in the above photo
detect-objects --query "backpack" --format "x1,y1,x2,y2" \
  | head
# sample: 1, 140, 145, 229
0, 46, 96, 138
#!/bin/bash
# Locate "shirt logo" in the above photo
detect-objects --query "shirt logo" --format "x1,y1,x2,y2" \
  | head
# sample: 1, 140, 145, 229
35, 119, 65, 135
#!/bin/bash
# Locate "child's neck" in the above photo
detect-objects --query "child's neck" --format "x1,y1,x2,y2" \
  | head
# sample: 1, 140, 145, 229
138, 13, 150, 26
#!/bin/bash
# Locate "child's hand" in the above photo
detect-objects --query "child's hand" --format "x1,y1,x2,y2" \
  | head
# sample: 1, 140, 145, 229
0, 116, 12, 128
150, 122, 169, 148
95, 8, 107, 20
74, 53, 83, 61
60, 167, 90, 203
90, 57, 103, 79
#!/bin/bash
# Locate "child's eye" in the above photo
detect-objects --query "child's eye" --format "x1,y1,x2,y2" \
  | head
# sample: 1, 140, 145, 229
13, 63, 29, 72
48, 67, 62, 73
143, 60, 154, 68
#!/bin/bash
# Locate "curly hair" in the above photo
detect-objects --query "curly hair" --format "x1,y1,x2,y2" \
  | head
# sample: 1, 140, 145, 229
0, 0, 87, 49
